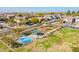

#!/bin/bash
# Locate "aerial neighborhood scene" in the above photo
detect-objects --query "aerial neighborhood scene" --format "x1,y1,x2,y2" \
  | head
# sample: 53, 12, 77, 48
0, 7, 79, 52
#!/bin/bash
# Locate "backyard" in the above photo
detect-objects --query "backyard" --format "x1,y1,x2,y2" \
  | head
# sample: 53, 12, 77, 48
15, 27, 79, 52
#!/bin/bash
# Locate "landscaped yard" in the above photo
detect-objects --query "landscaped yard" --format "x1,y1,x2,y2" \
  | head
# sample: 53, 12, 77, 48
14, 27, 79, 52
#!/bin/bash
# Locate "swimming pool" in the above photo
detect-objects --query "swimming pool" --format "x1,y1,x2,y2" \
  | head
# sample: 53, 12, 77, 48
18, 36, 33, 44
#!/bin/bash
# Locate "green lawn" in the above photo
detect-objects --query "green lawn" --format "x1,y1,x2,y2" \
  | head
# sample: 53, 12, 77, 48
45, 27, 79, 52
59, 28, 79, 52
0, 42, 11, 52
60, 28, 79, 46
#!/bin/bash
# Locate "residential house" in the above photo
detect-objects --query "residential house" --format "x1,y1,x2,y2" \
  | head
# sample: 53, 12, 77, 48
6, 14, 15, 19
14, 14, 26, 24
74, 16, 79, 22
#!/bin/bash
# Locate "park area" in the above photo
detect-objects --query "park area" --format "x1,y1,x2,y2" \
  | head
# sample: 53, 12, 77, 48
14, 27, 79, 52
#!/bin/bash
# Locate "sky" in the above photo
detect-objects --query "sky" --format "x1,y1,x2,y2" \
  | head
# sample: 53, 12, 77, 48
0, 7, 79, 13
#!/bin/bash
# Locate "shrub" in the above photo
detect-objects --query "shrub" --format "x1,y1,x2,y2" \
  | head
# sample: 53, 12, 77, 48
31, 17, 39, 24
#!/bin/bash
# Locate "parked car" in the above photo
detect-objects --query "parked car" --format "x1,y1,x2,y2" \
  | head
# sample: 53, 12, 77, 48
36, 32, 44, 36
26, 21, 33, 26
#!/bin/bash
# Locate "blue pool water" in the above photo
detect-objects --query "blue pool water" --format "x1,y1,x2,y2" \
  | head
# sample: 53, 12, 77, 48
18, 36, 33, 44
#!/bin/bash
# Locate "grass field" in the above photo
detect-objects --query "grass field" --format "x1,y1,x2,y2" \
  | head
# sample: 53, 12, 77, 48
46, 27, 79, 52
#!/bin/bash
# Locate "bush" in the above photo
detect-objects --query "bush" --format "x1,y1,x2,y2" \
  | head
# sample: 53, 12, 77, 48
31, 17, 39, 24
72, 47, 79, 52
11, 42, 23, 48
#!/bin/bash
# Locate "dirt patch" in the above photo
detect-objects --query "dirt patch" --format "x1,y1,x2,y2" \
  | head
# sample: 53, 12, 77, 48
47, 39, 72, 52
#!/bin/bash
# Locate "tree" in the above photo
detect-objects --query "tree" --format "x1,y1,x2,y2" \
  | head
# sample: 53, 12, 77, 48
31, 17, 39, 24
76, 11, 79, 16
0, 17, 8, 21
11, 42, 23, 48
36, 13, 44, 17
66, 10, 71, 15
77, 11, 79, 14
72, 11, 76, 15
48, 12, 55, 15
